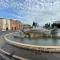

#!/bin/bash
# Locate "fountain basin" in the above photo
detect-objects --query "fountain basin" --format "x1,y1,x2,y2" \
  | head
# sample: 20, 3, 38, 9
4, 32, 60, 53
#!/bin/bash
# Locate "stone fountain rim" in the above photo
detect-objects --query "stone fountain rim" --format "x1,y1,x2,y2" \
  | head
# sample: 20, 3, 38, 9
4, 32, 60, 52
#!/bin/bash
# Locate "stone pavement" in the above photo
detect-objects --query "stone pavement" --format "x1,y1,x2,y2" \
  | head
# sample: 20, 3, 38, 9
1, 43, 60, 60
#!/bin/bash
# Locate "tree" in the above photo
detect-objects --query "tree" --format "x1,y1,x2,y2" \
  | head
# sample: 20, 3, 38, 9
44, 23, 50, 29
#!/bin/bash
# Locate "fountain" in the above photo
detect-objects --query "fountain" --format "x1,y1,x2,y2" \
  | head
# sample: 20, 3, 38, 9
4, 26, 60, 53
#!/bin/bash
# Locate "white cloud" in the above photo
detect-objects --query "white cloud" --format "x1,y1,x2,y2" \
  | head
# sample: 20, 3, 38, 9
0, 0, 60, 25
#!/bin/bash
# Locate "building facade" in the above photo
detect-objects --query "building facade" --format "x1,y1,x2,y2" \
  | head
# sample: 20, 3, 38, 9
0, 18, 23, 30
23, 24, 32, 29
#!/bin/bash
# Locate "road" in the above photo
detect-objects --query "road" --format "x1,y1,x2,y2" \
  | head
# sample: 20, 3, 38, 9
0, 30, 60, 60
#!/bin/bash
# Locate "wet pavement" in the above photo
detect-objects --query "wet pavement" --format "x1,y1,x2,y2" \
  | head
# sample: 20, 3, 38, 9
1, 43, 60, 60
0, 54, 6, 60
0, 52, 19, 60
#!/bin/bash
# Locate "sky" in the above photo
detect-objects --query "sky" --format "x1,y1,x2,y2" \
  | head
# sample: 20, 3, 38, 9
0, 0, 60, 25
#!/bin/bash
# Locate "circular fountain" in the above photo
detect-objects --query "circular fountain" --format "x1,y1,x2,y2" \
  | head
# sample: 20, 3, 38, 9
4, 27, 60, 53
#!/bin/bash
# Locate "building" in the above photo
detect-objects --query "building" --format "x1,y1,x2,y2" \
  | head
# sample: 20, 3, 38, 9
10, 19, 23, 30
0, 18, 23, 30
23, 24, 32, 29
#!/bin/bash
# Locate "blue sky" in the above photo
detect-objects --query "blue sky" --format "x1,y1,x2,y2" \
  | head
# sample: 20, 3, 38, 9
0, 0, 60, 25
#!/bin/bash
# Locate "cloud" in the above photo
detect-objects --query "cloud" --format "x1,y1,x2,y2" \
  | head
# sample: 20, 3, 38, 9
0, 0, 60, 25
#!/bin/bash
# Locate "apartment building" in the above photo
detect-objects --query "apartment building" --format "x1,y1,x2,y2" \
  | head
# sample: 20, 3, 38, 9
0, 18, 23, 30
